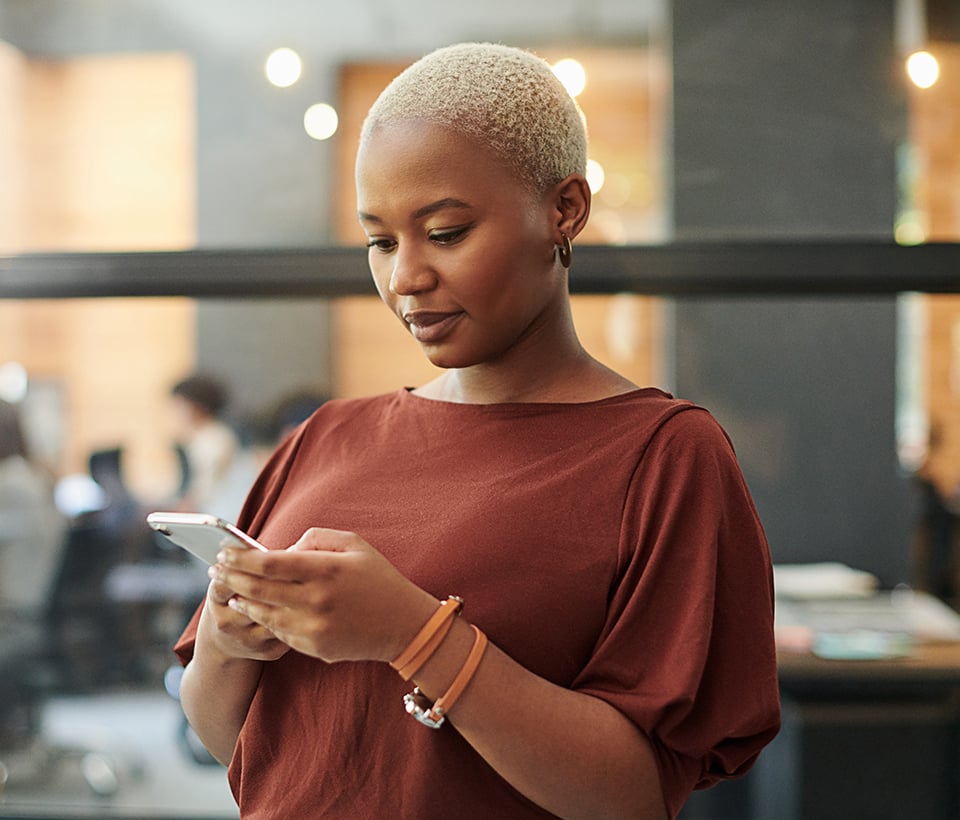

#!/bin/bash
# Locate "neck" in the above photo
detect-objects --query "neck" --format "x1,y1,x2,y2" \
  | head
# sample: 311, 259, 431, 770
417, 341, 636, 405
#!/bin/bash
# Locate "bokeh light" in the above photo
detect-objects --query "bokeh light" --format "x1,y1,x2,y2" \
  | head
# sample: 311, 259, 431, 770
906, 50, 939, 89
304, 102, 339, 140
265, 47, 303, 88
552, 58, 586, 98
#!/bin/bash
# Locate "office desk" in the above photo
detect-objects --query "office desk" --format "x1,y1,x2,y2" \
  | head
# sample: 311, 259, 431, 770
778, 640, 960, 687
681, 641, 960, 820
749, 642, 960, 820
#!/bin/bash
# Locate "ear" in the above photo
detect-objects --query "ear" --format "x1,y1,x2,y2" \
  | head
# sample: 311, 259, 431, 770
551, 173, 591, 242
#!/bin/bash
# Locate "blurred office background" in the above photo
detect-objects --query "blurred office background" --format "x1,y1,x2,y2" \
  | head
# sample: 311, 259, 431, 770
1, 0, 960, 817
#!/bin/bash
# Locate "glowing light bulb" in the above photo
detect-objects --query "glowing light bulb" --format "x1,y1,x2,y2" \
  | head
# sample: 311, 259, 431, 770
586, 158, 605, 194
906, 50, 939, 89
552, 58, 586, 98
304, 103, 339, 140
266, 48, 302, 88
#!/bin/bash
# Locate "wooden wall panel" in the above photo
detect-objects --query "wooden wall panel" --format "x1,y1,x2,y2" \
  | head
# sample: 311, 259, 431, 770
923, 295, 960, 499
59, 298, 195, 500
0, 40, 27, 253
912, 45, 960, 243
21, 53, 195, 252
912, 44, 960, 499
0, 48, 196, 492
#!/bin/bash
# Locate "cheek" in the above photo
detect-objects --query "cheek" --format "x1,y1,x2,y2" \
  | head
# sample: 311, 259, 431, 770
466, 238, 541, 301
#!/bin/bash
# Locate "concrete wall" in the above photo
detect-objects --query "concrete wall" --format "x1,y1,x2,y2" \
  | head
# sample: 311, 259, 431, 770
671, 0, 913, 584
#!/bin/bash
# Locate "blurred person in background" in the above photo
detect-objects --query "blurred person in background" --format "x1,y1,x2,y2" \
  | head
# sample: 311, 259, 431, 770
265, 388, 331, 445
0, 399, 66, 619
201, 388, 331, 524
169, 374, 239, 515
913, 419, 960, 604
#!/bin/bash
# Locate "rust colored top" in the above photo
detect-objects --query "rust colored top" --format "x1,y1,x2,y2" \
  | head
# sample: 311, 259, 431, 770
176, 387, 780, 819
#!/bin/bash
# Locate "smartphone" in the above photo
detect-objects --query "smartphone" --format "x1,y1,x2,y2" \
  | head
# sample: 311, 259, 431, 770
146, 511, 268, 564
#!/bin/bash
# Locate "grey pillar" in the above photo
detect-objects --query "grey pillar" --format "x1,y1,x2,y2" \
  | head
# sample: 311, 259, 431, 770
670, 1, 913, 587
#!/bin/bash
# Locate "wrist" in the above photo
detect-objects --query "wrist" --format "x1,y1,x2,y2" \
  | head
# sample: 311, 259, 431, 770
406, 616, 484, 715
404, 624, 487, 728
390, 596, 463, 676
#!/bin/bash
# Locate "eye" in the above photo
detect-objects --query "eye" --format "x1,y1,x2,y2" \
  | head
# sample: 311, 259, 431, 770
429, 225, 472, 246
365, 237, 396, 253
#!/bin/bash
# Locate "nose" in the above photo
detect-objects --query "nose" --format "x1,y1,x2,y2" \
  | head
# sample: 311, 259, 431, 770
388, 243, 436, 296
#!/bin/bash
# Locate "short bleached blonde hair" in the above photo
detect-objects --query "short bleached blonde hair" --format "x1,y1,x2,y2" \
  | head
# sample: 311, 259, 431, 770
360, 42, 587, 194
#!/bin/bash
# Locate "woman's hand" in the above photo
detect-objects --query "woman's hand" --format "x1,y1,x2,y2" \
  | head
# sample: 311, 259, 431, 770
202, 571, 292, 662
178, 572, 286, 766
209, 528, 438, 664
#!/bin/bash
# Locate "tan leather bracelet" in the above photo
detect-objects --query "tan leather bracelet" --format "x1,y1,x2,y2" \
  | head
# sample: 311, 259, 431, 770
395, 614, 456, 681
390, 596, 463, 680
403, 625, 488, 729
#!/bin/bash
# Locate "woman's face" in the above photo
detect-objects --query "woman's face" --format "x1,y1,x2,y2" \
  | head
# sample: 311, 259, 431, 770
356, 120, 565, 371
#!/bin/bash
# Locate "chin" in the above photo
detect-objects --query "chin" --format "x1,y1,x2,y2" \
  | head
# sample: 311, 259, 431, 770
422, 352, 463, 370
418, 337, 506, 370
419, 345, 480, 370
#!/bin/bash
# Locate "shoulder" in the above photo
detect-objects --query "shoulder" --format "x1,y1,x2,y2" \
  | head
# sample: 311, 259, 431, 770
652, 402, 734, 452
612, 394, 748, 494
585, 388, 731, 454
611, 389, 733, 450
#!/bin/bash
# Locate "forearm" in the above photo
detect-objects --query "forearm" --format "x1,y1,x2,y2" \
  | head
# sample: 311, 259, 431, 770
179, 607, 264, 766
412, 618, 668, 820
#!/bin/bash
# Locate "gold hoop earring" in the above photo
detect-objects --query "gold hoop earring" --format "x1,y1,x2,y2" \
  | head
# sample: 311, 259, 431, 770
557, 233, 573, 269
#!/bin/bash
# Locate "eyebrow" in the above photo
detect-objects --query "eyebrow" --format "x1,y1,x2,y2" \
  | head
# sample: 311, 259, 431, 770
358, 197, 472, 224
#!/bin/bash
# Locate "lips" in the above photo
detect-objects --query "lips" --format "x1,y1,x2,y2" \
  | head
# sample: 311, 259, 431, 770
403, 310, 464, 344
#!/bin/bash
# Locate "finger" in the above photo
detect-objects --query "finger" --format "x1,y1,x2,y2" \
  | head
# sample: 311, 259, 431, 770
217, 613, 290, 660
209, 587, 277, 633
227, 595, 278, 632
214, 560, 320, 608
226, 596, 319, 658
221, 544, 347, 585
206, 574, 238, 606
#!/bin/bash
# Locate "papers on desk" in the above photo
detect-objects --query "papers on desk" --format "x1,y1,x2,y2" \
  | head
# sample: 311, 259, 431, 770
773, 562, 960, 659
774, 561, 879, 600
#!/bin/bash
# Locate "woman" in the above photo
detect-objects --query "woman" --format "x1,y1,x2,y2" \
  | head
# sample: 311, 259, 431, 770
175, 43, 780, 819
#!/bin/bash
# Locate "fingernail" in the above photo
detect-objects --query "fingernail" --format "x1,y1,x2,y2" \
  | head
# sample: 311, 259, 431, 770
216, 550, 227, 564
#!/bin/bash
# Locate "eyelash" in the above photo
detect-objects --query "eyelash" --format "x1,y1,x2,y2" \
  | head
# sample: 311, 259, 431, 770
365, 225, 472, 253
430, 226, 470, 245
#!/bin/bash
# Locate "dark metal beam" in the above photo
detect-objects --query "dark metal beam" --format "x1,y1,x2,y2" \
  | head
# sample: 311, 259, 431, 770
1, 242, 958, 299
